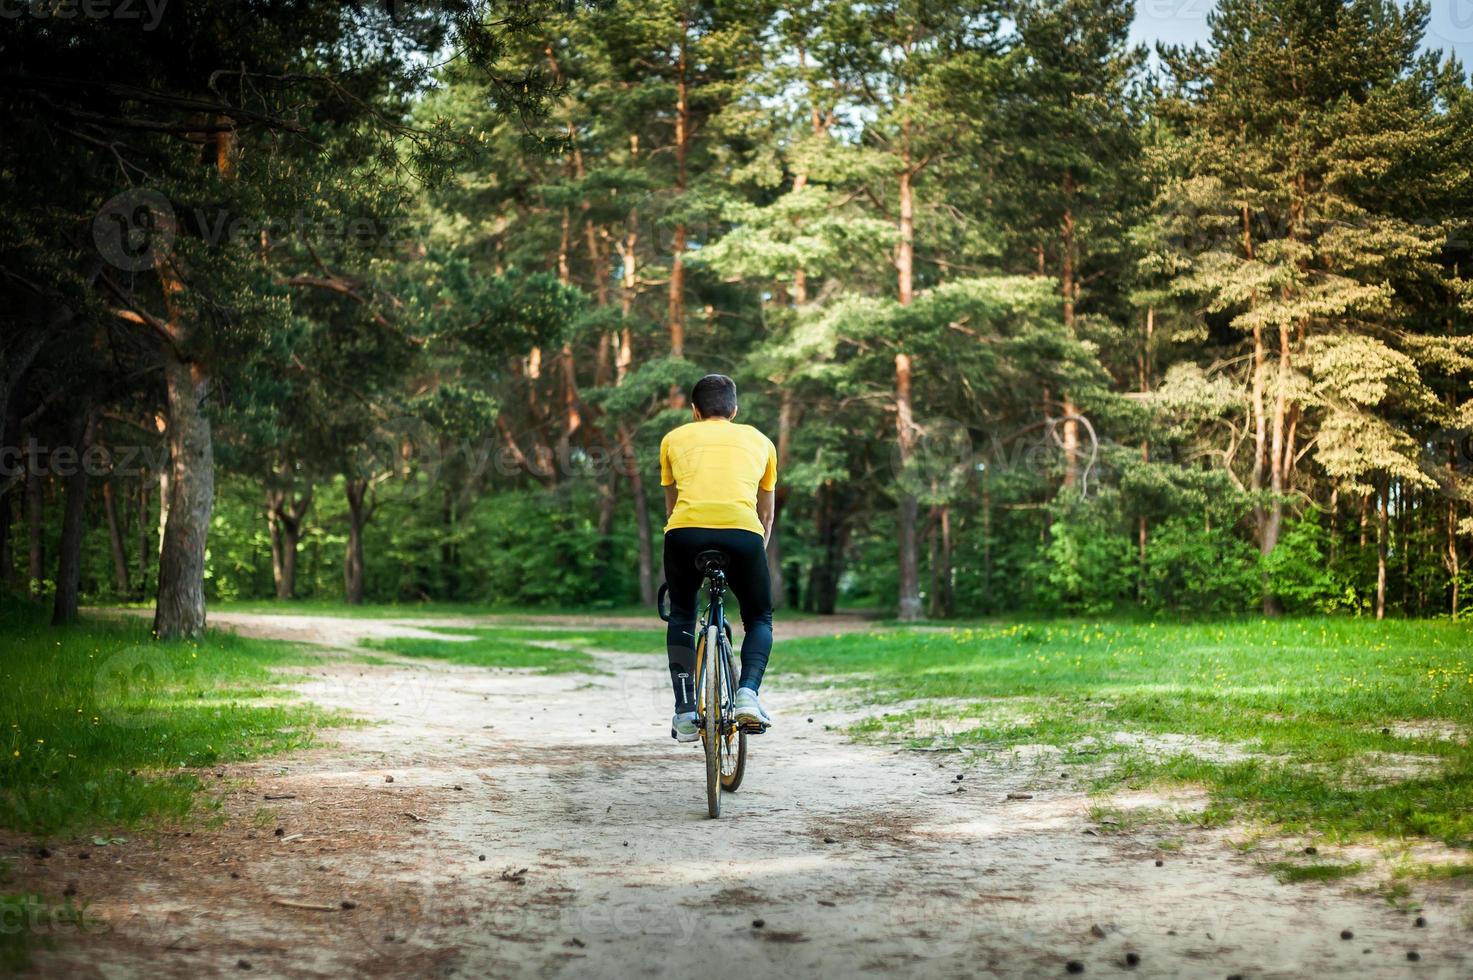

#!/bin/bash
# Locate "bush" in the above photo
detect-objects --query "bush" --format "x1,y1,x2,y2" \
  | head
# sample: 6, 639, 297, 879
1263, 507, 1359, 613
457, 483, 640, 607
1039, 502, 1135, 614
1141, 518, 1261, 614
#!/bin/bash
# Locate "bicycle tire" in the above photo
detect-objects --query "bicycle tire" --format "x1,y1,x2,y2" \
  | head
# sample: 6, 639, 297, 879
719, 631, 747, 792
703, 623, 721, 818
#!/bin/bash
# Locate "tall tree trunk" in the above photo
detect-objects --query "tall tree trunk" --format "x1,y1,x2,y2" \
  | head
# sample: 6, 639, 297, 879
157, 462, 169, 557
597, 475, 618, 537
1398, 481, 1410, 612
1257, 318, 1292, 615
766, 387, 794, 608
609, 129, 653, 604
667, 13, 689, 372
344, 478, 373, 606
266, 498, 283, 598
440, 486, 459, 600
616, 133, 639, 387
941, 503, 953, 616
925, 507, 938, 618
52, 410, 93, 626
1375, 477, 1388, 621
0, 406, 15, 584
617, 425, 654, 605
103, 481, 131, 595
0, 484, 12, 589
894, 155, 922, 621
576, 186, 622, 572
1328, 485, 1340, 563
1244, 206, 1271, 558
1264, 321, 1292, 548
1448, 440, 1461, 621
926, 502, 953, 618
895, 353, 922, 621
25, 441, 44, 600
806, 482, 849, 616
981, 472, 993, 612
1448, 499, 1460, 622
136, 476, 151, 597
266, 479, 311, 600
155, 120, 234, 639
805, 483, 827, 612
1059, 172, 1080, 489
267, 508, 298, 600
154, 350, 213, 639
1137, 307, 1153, 601
897, 166, 915, 304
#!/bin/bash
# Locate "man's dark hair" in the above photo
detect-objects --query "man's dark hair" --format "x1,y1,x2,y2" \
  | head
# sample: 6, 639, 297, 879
691, 374, 738, 418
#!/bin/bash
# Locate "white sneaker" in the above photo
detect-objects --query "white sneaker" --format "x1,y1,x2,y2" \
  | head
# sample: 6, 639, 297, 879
733, 688, 771, 729
671, 711, 699, 742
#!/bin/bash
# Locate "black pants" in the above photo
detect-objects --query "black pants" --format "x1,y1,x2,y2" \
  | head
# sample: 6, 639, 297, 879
663, 527, 773, 711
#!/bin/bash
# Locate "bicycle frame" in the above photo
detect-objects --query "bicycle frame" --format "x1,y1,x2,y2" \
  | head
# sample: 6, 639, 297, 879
693, 565, 729, 713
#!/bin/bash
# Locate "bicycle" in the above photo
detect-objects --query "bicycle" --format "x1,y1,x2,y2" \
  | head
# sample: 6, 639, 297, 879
658, 549, 767, 818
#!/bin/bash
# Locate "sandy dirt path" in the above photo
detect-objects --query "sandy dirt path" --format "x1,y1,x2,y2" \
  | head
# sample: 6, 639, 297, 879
17, 613, 1469, 979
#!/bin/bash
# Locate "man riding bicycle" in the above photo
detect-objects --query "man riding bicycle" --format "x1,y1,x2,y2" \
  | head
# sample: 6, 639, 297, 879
660, 374, 776, 742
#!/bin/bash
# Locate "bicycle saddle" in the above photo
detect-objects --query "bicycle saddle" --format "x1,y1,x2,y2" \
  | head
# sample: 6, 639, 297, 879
693, 549, 729, 572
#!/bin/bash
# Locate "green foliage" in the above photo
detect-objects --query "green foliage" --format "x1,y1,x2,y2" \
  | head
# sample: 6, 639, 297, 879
1140, 519, 1263, 615
0, 601, 338, 836
1263, 508, 1359, 613
1041, 501, 1136, 614
457, 484, 638, 608
6, 0, 1470, 626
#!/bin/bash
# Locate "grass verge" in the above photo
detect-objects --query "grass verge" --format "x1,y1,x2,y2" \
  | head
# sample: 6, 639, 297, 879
359, 625, 666, 672
773, 617, 1473, 848
0, 601, 340, 838
1266, 860, 1365, 884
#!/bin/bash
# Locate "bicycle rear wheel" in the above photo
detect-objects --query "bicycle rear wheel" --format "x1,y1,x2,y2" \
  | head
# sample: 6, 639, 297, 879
719, 634, 747, 792
702, 623, 721, 818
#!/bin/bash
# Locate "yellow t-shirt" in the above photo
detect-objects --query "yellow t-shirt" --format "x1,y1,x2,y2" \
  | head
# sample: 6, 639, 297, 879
659, 419, 777, 536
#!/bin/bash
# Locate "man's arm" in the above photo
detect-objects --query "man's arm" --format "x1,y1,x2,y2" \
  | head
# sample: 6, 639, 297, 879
660, 432, 676, 519
756, 488, 775, 545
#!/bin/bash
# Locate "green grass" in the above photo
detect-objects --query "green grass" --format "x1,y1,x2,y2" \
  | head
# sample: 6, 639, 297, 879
1391, 861, 1473, 881
1266, 860, 1365, 884
519, 627, 668, 654
0, 601, 341, 838
360, 624, 667, 672
772, 617, 1473, 847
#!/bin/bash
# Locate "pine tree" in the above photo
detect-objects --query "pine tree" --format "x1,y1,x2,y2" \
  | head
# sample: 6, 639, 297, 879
1151, 0, 1472, 613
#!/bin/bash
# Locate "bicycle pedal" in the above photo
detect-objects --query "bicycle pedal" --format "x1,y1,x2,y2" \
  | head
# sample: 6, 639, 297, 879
738, 722, 769, 734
